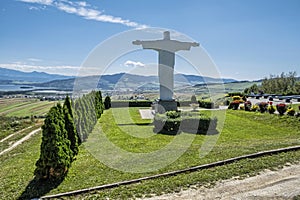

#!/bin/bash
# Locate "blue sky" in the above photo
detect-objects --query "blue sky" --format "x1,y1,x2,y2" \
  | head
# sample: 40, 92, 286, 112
0, 0, 300, 80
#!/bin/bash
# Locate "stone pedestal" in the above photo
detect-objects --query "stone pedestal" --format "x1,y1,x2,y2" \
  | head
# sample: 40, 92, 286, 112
155, 99, 178, 114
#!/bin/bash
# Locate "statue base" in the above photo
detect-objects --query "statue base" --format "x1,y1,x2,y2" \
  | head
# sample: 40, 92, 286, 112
154, 99, 178, 114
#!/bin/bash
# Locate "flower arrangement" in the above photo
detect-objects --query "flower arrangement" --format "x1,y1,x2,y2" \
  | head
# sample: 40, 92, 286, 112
276, 103, 287, 115
239, 105, 245, 110
232, 96, 241, 101
258, 102, 268, 113
251, 105, 259, 112
228, 100, 240, 110
244, 101, 252, 111
287, 107, 295, 116
268, 105, 276, 114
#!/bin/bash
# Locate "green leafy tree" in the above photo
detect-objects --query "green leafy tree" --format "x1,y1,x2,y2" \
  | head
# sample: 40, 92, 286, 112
261, 71, 298, 94
35, 103, 72, 180
244, 84, 259, 94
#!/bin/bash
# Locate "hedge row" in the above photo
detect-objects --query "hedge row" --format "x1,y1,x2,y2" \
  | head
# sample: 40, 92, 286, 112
110, 100, 215, 109
111, 101, 153, 107
198, 100, 215, 109
73, 91, 104, 143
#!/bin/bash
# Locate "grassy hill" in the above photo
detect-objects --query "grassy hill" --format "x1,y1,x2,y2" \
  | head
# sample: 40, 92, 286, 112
1, 107, 300, 199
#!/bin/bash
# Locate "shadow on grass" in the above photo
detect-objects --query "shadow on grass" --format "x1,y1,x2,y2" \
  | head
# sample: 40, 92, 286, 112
18, 176, 65, 200
154, 128, 219, 136
117, 122, 152, 126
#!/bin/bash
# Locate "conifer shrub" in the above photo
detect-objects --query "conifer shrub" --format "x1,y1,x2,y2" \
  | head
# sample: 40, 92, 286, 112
63, 96, 79, 159
73, 91, 104, 142
35, 103, 72, 180
35, 91, 104, 180
191, 95, 197, 103
104, 96, 111, 109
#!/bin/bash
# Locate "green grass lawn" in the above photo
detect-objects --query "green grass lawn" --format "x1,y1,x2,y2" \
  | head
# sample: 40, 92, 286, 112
0, 108, 300, 199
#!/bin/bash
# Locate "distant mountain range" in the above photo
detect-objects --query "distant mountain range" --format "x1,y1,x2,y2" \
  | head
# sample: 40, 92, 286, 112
0, 67, 238, 91
34, 73, 237, 91
0, 67, 72, 83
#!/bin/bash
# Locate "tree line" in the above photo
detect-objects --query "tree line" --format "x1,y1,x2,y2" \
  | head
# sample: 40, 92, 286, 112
74, 91, 104, 143
35, 91, 105, 180
244, 71, 300, 95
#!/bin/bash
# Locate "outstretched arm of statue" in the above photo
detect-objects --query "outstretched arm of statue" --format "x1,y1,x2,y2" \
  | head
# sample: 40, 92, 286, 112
192, 42, 200, 47
132, 40, 142, 45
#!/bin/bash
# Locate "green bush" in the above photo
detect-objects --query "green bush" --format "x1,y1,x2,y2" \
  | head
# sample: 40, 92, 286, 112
198, 100, 214, 109
153, 111, 218, 135
181, 115, 218, 134
226, 92, 244, 97
153, 114, 181, 134
166, 110, 181, 119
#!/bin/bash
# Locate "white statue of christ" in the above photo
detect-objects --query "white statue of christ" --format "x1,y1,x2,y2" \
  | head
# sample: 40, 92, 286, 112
133, 31, 199, 111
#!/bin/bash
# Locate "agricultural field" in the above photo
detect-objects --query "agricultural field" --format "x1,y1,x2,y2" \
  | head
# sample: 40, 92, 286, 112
0, 107, 300, 199
0, 98, 57, 117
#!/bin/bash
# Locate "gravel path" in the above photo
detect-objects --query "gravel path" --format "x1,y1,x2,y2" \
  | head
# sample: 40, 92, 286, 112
0, 126, 33, 143
0, 128, 41, 156
142, 163, 300, 200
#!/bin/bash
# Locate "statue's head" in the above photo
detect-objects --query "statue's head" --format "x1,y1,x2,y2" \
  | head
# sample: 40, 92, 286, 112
163, 31, 170, 40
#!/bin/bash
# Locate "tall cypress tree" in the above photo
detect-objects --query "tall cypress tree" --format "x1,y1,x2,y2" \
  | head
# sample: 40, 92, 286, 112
35, 103, 72, 179
104, 96, 111, 109
63, 96, 79, 159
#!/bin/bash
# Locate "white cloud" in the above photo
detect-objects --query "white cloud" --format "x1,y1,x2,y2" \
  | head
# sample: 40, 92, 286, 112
20, 0, 148, 28
77, 1, 87, 7
124, 60, 145, 68
19, 0, 53, 6
56, 2, 78, 14
27, 58, 43, 62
